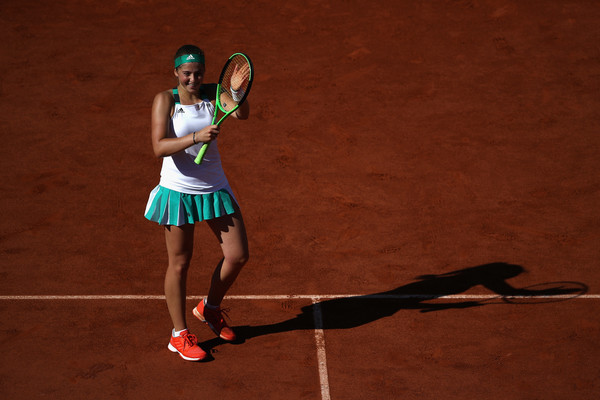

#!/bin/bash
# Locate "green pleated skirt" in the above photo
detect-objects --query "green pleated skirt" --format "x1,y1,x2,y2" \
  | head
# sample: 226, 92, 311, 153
144, 185, 236, 226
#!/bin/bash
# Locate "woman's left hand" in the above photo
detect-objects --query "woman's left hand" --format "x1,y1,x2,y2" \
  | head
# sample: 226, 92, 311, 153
230, 63, 250, 92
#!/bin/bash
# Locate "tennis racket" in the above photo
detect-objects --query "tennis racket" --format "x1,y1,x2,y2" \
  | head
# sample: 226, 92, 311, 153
194, 53, 253, 165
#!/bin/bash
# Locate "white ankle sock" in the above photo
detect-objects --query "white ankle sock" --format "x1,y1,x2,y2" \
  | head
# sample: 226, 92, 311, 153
172, 328, 187, 337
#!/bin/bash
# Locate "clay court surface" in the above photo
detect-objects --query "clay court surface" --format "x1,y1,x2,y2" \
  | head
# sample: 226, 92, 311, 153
1, 0, 599, 399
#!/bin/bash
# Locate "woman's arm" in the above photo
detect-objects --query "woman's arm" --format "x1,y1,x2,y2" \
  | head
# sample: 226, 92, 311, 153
233, 99, 250, 120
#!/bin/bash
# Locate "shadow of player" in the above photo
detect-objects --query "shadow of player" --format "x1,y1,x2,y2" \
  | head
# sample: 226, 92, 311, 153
201, 262, 586, 350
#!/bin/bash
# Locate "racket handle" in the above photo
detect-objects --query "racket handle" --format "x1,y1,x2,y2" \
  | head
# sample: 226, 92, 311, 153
194, 143, 210, 164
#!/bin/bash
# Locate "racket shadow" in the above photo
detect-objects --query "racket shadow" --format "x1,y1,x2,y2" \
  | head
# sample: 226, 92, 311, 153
201, 262, 587, 350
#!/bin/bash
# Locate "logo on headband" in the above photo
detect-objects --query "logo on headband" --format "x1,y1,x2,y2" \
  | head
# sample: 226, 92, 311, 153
175, 53, 205, 68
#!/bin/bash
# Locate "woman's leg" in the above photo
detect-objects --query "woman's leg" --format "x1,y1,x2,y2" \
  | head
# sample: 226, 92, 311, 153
205, 207, 249, 306
164, 223, 195, 331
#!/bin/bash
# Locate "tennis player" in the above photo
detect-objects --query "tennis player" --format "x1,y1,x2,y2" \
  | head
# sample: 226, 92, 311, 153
144, 44, 250, 361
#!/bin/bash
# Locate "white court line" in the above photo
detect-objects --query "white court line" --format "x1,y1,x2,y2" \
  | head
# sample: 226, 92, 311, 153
312, 297, 331, 400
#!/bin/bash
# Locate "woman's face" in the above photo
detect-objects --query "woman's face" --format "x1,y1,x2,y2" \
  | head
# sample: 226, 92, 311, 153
174, 62, 205, 93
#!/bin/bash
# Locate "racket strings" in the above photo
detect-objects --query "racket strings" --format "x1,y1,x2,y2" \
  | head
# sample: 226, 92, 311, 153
218, 56, 251, 111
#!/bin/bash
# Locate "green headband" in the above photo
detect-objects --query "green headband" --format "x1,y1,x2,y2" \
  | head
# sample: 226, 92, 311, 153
174, 53, 205, 68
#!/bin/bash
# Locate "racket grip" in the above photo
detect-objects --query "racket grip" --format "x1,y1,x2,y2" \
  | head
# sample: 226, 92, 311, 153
194, 143, 210, 164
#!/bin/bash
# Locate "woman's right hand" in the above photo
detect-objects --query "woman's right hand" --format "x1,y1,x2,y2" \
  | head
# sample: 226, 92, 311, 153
194, 124, 220, 143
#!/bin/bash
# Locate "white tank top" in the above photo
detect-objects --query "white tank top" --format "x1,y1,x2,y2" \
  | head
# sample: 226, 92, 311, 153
159, 99, 230, 195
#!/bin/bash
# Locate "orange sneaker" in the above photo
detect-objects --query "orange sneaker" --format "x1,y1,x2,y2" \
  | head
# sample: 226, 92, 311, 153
167, 330, 207, 361
193, 300, 236, 341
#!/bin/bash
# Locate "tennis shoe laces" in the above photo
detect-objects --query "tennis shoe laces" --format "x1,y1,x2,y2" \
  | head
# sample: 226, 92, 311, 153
168, 330, 207, 361
193, 300, 236, 341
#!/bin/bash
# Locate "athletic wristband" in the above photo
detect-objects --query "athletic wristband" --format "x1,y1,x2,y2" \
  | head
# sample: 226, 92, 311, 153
230, 86, 244, 102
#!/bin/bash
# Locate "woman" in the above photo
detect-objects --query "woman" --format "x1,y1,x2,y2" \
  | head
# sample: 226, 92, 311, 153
144, 44, 250, 361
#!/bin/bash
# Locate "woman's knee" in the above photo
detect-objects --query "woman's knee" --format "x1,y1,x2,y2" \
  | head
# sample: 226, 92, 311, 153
167, 257, 191, 277
225, 249, 249, 268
